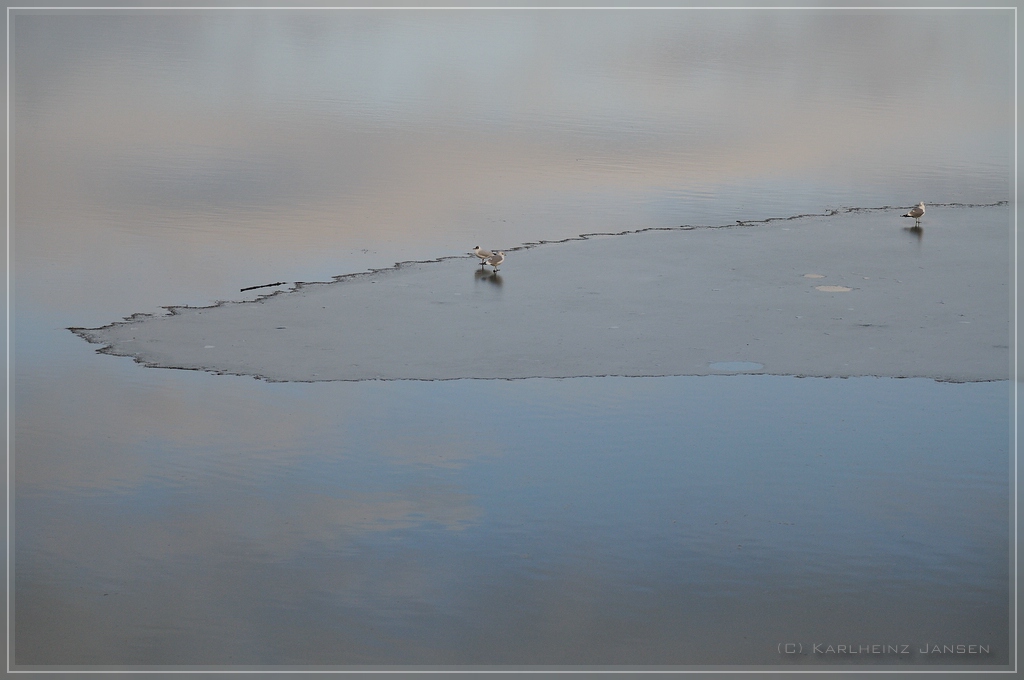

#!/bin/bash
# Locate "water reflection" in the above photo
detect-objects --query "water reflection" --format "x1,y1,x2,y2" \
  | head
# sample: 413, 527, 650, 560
13, 375, 1011, 665
11, 9, 1012, 318
11, 7, 1013, 669
903, 224, 924, 242
475, 268, 503, 286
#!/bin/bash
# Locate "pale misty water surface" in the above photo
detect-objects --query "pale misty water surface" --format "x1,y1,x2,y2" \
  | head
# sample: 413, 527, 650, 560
11, 8, 1013, 669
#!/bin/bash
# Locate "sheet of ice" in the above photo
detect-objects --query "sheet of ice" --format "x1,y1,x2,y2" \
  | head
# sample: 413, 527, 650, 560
73, 204, 1011, 383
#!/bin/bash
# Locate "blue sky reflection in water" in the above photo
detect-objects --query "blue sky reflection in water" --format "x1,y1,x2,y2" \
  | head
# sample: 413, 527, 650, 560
15, 373, 1011, 665
10, 7, 1014, 668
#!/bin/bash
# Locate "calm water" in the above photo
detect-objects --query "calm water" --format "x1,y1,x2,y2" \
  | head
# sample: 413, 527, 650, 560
11, 8, 1014, 669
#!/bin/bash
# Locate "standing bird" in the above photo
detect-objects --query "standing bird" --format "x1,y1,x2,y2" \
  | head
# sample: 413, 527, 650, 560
485, 251, 505, 272
472, 246, 493, 267
902, 202, 925, 226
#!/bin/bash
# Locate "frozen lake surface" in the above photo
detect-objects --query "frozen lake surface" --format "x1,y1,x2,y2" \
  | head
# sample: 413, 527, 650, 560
12, 7, 1014, 670
74, 204, 1010, 383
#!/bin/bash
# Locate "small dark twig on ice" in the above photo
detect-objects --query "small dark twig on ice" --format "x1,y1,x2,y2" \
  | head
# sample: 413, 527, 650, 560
240, 281, 286, 292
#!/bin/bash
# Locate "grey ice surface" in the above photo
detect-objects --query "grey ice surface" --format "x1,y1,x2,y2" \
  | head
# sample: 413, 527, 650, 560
74, 204, 1011, 383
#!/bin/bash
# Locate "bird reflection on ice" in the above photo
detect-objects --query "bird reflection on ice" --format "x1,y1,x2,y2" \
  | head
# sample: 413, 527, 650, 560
475, 268, 503, 286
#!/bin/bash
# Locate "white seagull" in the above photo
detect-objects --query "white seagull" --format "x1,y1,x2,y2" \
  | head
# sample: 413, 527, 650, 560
902, 202, 925, 226
472, 246, 493, 267
485, 251, 505, 272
